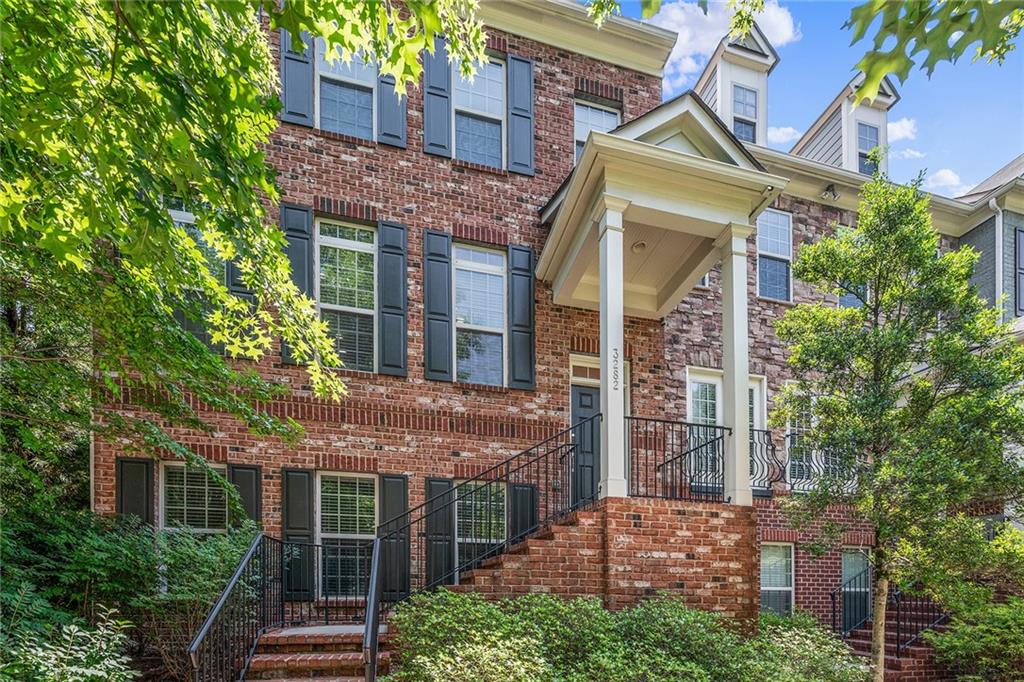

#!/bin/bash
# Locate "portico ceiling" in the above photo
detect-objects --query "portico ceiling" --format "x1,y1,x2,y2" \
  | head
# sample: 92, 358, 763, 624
537, 92, 788, 319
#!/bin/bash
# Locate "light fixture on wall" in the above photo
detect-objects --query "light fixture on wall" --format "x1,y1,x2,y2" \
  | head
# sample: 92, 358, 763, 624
631, 240, 648, 254
821, 183, 841, 201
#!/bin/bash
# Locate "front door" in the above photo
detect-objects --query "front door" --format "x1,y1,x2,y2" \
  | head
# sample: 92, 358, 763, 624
571, 385, 600, 506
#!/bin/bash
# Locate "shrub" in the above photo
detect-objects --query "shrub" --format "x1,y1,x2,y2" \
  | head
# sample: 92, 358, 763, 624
925, 598, 1024, 681
0, 608, 136, 682
383, 591, 866, 682
753, 612, 869, 682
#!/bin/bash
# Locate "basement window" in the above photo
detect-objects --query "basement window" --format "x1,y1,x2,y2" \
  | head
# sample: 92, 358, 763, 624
760, 543, 794, 615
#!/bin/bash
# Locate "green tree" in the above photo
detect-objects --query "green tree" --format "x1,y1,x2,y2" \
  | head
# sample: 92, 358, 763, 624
772, 172, 1024, 681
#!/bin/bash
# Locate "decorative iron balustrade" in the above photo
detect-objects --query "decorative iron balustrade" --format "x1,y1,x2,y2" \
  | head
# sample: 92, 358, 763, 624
830, 566, 872, 637
187, 534, 375, 682
749, 428, 785, 495
627, 417, 730, 502
784, 435, 859, 493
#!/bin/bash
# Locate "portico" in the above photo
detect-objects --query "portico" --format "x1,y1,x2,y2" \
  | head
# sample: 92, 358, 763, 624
538, 93, 786, 506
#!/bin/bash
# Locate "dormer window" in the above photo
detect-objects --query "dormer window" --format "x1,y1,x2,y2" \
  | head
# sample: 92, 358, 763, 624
732, 85, 757, 143
857, 123, 879, 175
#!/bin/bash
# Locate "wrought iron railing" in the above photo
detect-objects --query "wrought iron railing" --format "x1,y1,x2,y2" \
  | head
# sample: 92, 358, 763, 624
627, 417, 730, 502
749, 428, 785, 495
785, 435, 858, 493
187, 533, 375, 681
361, 415, 602, 682
830, 566, 873, 637
891, 587, 949, 656
187, 533, 281, 682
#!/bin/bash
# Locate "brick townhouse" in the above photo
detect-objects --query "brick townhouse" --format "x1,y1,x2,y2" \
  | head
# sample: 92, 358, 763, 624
91, 1, 1024, 679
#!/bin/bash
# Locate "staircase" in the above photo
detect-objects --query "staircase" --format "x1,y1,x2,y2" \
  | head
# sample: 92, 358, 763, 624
451, 509, 605, 598
244, 626, 391, 681
843, 616, 947, 680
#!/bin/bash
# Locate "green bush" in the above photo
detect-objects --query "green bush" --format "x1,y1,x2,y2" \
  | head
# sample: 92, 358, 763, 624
383, 591, 866, 682
925, 598, 1024, 681
0, 608, 136, 682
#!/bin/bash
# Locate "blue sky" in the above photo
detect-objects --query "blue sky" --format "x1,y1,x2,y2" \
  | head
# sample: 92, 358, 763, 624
615, 0, 1024, 197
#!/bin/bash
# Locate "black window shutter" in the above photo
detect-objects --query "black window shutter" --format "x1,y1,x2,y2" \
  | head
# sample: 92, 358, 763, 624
509, 483, 539, 544
424, 477, 455, 587
280, 29, 314, 127
377, 221, 408, 376
115, 458, 153, 524
282, 468, 315, 599
377, 75, 407, 148
507, 244, 536, 389
506, 55, 535, 176
422, 36, 452, 158
379, 474, 410, 601
1016, 227, 1024, 317
423, 230, 453, 381
228, 464, 262, 524
281, 204, 314, 364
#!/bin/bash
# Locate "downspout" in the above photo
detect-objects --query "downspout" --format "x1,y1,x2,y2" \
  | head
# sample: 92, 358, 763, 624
989, 198, 1004, 319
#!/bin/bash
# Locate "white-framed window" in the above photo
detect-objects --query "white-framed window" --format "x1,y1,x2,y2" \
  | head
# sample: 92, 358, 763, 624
689, 374, 721, 426
857, 123, 879, 175
761, 543, 794, 615
316, 219, 377, 373
317, 472, 377, 597
732, 84, 757, 143
573, 101, 620, 162
748, 377, 766, 431
315, 39, 377, 140
161, 462, 228, 532
453, 244, 506, 386
455, 481, 507, 565
696, 272, 710, 288
787, 392, 814, 488
757, 209, 793, 302
453, 59, 505, 168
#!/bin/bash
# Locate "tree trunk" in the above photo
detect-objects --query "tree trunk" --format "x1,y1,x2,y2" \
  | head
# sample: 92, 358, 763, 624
871, 572, 889, 682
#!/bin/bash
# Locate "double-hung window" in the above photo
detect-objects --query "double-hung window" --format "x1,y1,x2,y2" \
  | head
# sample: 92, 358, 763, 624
857, 123, 879, 175
455, 481, 507, 566
453, 59, 505, 168
573, 101, 620, 162
316, 39, 376, 140
453, 245, 506, 386
161, 463, 228, 532
318, 473, 376, 597
757, 209, 793, 301
317, 220, 376, 372
732, 85, 757, 143
760, 543, 794, 615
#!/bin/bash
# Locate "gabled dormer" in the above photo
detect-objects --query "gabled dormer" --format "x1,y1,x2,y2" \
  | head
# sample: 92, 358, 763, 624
693, 22, 780, 148
790, 73, 900, 175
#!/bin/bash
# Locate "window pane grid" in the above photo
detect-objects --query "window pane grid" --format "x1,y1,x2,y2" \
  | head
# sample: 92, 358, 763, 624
857, 123, 878, 152
320, 80, 373, 140
733, 84, 757, 119
574, 102, 619, 160
320, 475, 376, 537
454, 61, 505, 117
691, 381, 717, 425
319, 244, 375, 310
455, 112, 502, 167
163, 465, 227, 531
757, 211, 792, 258
454, 247, 505, 386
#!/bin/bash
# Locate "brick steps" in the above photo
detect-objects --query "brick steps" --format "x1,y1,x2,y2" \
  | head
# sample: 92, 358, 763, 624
841, 622, 949, 681
244, 626, 391, 681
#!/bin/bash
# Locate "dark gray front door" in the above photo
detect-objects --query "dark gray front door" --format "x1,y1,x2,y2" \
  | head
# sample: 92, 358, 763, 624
571, 385, 600, 506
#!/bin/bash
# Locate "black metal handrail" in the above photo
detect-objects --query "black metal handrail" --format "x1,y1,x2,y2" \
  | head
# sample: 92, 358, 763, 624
891, 586, 949, 656
627, 417, 730, 502
187, 532, 281, 682
362, 538, 383, 682
360, 414, 603, 681
750, 428, 785, 495
830, 565, 873, 637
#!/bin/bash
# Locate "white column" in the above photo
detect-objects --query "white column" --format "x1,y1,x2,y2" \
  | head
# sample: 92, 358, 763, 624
716, 223, 754, 506
598, 197, 630, 499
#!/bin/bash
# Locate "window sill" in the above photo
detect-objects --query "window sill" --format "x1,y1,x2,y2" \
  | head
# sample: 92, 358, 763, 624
756, 296, 795, 307
455, 380, 511, 394
313, 128, 378, 147
451, 158, 508, 177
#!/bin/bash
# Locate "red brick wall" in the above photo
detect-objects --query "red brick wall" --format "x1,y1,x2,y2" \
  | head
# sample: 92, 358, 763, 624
459, 498, 759, 621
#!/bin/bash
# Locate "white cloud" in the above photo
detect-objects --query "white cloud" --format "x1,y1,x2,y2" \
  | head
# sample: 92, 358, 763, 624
887, 117, 918, 142
890, 148, 926, 160
767, 126, 803, 145
647, 1, 802, 93
923, 168, 974, 197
